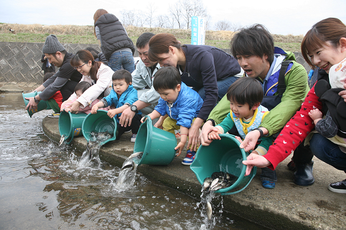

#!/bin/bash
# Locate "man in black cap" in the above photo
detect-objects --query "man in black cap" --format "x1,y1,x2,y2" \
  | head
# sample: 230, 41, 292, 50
25, 35, 82, 116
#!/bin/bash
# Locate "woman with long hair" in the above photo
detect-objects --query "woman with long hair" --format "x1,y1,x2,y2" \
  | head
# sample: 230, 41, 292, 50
242, 18, 346, 193
93, 9, 135, 73
62, 49, 113, 113
148, 33, 241, 164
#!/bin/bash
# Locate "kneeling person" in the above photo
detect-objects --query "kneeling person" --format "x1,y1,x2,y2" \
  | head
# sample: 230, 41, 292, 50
91, 70, 141, 142
145, 66, 203, 165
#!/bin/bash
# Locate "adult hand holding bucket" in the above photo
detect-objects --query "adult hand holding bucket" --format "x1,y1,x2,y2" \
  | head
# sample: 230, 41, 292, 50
22, 91, 50, 117
190, 134, 257, 195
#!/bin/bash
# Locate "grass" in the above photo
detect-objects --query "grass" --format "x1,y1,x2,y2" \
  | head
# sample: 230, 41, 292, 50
0, 23, 303, 52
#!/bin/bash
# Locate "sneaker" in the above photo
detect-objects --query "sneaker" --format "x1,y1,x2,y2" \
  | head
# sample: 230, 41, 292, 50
182, 150, 196, 166
47, 113, 60, 118
262, 180, 276, 189
131, 134, 137, 143
328, 179, 346, 193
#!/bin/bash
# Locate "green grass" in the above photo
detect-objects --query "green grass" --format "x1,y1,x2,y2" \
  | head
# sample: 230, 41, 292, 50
0, 33, 302, 52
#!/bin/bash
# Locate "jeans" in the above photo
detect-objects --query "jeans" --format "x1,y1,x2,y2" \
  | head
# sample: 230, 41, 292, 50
197, 76, 239, 100
108, 51, 135, 73
260, 167, 277, 182
310, 133, 346, 172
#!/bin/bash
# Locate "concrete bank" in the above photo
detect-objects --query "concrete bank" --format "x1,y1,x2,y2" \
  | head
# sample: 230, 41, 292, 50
42, 117, 345, 230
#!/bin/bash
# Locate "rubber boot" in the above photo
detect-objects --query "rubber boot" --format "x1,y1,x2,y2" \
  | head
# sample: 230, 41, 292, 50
294, 161, 314, 186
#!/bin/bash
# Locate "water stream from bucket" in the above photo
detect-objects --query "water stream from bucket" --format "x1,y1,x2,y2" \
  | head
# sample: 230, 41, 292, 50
78, 131, 112, 167
114, 152, 143, 192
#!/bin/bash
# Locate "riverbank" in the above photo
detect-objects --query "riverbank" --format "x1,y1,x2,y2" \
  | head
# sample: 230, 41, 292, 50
42, 116, 345, 230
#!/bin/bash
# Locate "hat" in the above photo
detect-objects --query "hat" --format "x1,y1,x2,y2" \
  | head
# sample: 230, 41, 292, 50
329, 58, 346, 89
42, 35, 65, 54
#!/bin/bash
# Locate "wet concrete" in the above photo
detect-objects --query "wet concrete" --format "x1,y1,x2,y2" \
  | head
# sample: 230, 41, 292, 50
42, 117, 346, 230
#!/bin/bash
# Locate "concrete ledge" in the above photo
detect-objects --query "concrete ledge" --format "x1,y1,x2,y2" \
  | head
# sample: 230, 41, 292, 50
43, 117, 345, 230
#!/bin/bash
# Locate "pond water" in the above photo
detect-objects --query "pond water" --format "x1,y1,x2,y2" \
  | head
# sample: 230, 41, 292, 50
0, 93, 265, 230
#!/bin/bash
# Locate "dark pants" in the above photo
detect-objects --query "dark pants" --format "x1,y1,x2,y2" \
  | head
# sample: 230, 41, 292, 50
116, 114, 142, 139
292, 141, 314, 165
60, 80, 79, 102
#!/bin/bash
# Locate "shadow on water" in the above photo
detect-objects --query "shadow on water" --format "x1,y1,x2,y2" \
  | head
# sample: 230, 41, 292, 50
0, 93, 267, 230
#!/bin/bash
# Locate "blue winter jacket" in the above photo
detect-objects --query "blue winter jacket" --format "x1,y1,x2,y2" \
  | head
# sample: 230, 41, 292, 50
155, 82, 203, 129
103, 84, 140, 119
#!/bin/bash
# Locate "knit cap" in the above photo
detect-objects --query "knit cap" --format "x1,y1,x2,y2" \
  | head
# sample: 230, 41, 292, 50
42, 35, 65, 54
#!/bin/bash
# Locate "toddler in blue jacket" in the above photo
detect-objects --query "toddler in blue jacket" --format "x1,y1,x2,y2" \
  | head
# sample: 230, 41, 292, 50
145, 66, 203, 165
92, 69, 141, 142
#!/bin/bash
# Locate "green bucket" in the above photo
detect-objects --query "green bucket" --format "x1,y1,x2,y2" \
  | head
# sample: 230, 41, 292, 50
22, 92, 51, 117
82, 110, 117, 145
190, 134, 256, 195
134, 116, 177, 166
59, 111, 87, 144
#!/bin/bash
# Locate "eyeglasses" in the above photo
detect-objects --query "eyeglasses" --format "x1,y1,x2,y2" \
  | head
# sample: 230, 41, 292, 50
74, 63, 86, 69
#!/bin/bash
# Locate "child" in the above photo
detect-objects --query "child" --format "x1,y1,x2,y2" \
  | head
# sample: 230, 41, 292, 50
43, 72, 62, 118
61, 81, 108, 114
208, 77, 275, 189
309, 58, 346, 141
91, 69, 141, 142
145, 66, 203, 165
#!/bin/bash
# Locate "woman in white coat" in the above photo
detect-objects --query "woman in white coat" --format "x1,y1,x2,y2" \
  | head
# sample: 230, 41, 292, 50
62, 50, 113, 113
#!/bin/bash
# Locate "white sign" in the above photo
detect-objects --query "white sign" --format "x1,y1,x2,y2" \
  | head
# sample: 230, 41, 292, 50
191, 16, 205, 45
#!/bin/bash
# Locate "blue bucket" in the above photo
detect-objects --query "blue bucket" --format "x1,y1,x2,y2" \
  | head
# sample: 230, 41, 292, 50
190, 134, 256, 195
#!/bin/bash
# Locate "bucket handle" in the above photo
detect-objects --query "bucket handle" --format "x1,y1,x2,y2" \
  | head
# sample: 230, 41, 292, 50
220, 166, 257, 195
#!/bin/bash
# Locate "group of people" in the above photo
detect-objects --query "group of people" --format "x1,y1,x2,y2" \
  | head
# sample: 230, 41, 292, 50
24, 9, 346, 193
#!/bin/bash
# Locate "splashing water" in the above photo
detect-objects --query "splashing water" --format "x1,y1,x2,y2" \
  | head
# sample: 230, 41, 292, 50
114, 152, 143, 191
78, 132, 112, 167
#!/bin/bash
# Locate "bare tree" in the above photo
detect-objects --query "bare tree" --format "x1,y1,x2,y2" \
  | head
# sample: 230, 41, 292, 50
204, 15, 212, 31
169, 2, 183, 29
215, 20, 232, 31
180, 0, 207, 29
145, 5, 156, 28
156, 15, 173, 28
120, 10, 136, 27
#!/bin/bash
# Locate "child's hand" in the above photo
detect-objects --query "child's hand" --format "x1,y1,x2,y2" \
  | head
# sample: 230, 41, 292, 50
208, 130, 221, 140
154, 119, 163, 129
140, 116, 147, 123
308, 108, 322, 121
91, 105, 98, 114
174, 141, 186, 157
107, 109, 116, 118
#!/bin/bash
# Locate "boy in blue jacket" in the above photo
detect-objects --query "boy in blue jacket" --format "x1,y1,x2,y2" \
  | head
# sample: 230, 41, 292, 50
145, 66, 204, 165
91, 69, 141, 142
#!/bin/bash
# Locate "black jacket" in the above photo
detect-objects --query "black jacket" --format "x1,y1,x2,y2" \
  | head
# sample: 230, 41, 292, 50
180, 45, 241, 120
95, 13, 135, 60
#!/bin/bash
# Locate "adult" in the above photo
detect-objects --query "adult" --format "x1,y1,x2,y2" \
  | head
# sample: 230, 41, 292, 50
62, 50, 113, 113
200, 24, 310, 185
85, 47, 108, 66
242, 18, 346, 193
93, 9, 135, 73
148, 33, 242, 158
26, 35, 82, 112
120, 32, 160, 127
